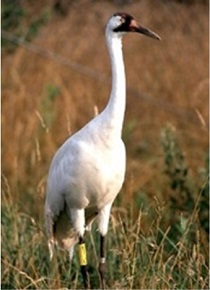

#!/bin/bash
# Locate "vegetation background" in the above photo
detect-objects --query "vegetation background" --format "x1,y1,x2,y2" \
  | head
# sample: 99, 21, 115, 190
2, 0, 209, 289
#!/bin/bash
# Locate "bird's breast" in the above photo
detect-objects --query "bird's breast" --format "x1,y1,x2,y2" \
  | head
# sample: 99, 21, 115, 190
47, 130, 126, 210
80, 139, 126, 207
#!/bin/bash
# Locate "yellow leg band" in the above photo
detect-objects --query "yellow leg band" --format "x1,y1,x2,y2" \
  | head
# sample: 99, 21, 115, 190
79, 243, 87, 266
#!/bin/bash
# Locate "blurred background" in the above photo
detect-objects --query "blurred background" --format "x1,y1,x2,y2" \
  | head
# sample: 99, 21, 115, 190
2, 0, 208, 212
1, 0, 209, 288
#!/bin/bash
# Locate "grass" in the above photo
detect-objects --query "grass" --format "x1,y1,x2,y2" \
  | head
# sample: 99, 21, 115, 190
1, 0, 209, 289
2, 0, 51, 50
1, 179, 209, 289
1, 125, 209, 289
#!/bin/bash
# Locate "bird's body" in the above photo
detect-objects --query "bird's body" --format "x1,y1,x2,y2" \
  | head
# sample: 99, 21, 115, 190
46, 115, 126, 251
47, 126, 125, 212
45, 12, 160, 288
45, 17, 127, 255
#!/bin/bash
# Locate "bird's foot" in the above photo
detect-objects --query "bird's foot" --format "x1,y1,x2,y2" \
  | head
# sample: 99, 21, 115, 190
99, 258, 106, 289
81, 264, 90, 289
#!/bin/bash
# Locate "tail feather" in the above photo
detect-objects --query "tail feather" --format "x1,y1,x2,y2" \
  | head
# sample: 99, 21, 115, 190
53, 209, 79, 257
45, 206, 78, 259
46, 205, 99, 259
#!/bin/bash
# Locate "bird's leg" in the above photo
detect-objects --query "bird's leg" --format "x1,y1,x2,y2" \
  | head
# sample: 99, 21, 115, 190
99, 235, 106, 289
79, 237, 89, 289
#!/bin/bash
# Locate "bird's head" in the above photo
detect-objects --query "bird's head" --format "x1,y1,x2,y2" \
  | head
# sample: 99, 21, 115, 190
106, 12, 161, 40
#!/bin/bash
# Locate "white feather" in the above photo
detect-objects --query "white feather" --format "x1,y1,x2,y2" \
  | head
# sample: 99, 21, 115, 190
45, 14, 127, 258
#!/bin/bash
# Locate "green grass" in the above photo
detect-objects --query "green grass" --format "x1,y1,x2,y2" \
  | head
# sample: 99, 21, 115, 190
1, 125, 209, 289
1, 172, 209, 289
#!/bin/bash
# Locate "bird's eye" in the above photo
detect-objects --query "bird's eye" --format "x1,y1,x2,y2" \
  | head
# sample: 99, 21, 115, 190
120, 17, 126, 23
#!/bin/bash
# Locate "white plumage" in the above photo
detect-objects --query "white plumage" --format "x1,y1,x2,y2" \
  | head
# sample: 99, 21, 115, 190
45, 12, 160, 286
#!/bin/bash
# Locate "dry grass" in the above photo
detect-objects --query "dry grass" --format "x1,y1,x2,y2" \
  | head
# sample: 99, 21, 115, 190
2, 1, 208, 195
2, 0, 209, 289
1, 176, 209, 289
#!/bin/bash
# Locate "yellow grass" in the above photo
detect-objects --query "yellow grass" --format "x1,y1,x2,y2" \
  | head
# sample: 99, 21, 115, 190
2, 1, 209, 289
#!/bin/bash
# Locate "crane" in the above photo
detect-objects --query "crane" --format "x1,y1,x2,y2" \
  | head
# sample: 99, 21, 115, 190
45, 12, 160, 289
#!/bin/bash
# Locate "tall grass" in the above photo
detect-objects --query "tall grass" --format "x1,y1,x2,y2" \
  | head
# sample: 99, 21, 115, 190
2, 1, 209, 289
1, 125, 209, 289
1, 185, 208, 289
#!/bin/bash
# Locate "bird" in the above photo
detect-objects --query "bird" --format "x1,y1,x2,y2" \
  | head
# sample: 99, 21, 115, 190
45, 12, 160, 289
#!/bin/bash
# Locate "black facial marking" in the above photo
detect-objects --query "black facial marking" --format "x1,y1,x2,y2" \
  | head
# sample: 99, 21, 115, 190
113, 12, 134, 33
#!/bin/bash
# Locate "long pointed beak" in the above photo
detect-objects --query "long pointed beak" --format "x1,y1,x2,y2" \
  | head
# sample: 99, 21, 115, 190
130, 19, 161, 40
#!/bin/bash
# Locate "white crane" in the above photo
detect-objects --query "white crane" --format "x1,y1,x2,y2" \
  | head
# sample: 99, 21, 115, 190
45, 12, 160, 289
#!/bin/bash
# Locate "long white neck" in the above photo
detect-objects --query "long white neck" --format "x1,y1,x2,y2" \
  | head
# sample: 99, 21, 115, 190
102, 30, 126, 135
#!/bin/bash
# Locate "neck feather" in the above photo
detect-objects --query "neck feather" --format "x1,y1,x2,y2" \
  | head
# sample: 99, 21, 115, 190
103, 32, 126, 134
